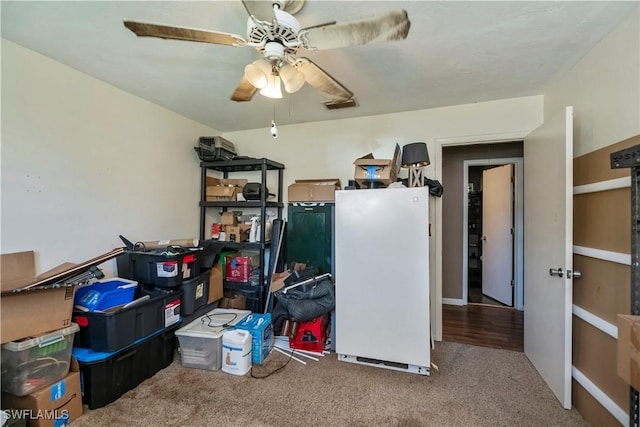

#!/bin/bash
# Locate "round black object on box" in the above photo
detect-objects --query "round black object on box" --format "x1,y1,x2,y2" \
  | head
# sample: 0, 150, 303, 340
401, 142, 430, 167
243, 182, 271, 200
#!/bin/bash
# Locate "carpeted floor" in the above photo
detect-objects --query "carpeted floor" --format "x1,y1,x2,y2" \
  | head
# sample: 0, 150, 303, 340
71, 341, 587, 427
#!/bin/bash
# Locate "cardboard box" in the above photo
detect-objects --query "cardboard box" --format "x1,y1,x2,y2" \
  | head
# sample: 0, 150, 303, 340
219, 179, 248, 188
1, 249, 125, 344
206, 186, 237, 201
288, 179, 342, 202
1, 252, 76, 344
2, 357, 83, 427
218, 290, 246, 310
206, 176, 220, 187
220, 211, 239, 226
235, 313, 274, 365
353, 143, 402, 186
208, 264, 224, 304
270, 271, 291, 293
617, 314, 640, 390
226, 224, 250, 243
269, 263, 307, 292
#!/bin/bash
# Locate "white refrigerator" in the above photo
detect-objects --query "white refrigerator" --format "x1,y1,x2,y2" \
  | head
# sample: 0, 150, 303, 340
335, 187, 430, 375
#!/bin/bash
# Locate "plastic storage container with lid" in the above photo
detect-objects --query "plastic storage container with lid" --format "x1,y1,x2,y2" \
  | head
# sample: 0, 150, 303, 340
175, 308, 250, 371
144, 269, 209, 316
117, 249, 201, 288
1, 323, 79, 396
73, 287, 181, 352
72, 326, 178, 409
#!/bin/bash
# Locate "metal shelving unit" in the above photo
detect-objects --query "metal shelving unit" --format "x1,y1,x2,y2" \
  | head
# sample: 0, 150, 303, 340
611, 144, 640, 427
198, 157, 284, 312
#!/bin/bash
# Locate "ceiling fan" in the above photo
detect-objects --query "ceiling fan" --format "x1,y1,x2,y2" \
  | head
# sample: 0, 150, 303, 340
123, 0, 410, 105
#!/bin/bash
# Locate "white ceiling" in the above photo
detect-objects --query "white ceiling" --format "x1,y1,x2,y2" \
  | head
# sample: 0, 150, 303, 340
2, 1, 637, 132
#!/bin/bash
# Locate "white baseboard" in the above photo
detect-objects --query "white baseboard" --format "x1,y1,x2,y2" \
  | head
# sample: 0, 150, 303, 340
442, 298, 465, 306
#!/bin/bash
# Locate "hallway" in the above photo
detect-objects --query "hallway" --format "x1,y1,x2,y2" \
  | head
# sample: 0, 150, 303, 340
442, 304, 524, 352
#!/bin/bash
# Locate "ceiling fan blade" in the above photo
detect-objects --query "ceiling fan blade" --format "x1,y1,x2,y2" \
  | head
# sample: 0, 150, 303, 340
299, 9, 410, 50
231, 76, 258, 102
123, 20, 247, 47
242, 1, 276, 23
295, 57, 353, 101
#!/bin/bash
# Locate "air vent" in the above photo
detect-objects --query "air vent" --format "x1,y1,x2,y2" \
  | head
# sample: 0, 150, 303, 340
322, 98, 358, 110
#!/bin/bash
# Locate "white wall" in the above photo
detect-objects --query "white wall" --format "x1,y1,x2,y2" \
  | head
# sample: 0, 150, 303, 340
541, 8, 639, 425
1, 39, 220, 275
544, 8, 640, 156
224, 96, 543, 199
1, 37, 542, 341
224, 95, 543, 341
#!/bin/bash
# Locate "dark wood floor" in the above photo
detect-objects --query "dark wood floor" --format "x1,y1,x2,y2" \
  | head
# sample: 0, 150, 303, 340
442, 304, 524, 352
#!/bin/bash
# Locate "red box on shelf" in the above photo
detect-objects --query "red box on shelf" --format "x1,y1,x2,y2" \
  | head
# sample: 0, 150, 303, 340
225, 256, 252, 283
289, 314, 329, 353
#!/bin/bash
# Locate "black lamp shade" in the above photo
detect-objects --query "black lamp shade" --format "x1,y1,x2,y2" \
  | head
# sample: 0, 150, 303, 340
401, 142, 430, 168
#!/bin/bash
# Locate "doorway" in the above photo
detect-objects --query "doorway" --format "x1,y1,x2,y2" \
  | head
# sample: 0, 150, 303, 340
440, 141, 524, 348
464, 161, 522, 308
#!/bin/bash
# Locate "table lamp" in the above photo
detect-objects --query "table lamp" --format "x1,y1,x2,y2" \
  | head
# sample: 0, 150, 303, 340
402, 142, 430, 187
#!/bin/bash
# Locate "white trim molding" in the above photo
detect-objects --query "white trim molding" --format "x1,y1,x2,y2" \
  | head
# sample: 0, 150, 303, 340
435, 131, 531, 146
442, 298, 465, 306
572, 366, 628, 426
573, 245, 631, 265
433, 132, 531, 341
572, 305, 618, 339
573, 176, 631, 195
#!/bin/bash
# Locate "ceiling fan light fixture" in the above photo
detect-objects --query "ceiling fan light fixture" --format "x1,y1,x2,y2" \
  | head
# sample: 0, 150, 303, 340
263, 41, 286, 63
259, 74, 283, 99
279, 63, 305, 93
244, 59, 271, 89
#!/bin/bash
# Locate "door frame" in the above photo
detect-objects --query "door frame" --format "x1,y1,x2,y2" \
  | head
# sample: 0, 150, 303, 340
432, 131, 529, 341
462, 158, 524, 310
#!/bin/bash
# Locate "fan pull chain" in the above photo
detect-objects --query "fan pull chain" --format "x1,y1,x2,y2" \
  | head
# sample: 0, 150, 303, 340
270, 104, 278, 139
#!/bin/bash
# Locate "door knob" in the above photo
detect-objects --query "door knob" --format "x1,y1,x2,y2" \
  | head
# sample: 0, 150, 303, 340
549, 268, 564, 278
567, 270, 582, 279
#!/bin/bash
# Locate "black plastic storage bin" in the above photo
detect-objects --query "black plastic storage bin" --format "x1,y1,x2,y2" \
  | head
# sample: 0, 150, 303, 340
118, 249, 200, 288
72, 288, 182, 352
199, 240, 224, 270
180, 270, 210, 315
141, 269, 209, 317
72, 326, 178, 410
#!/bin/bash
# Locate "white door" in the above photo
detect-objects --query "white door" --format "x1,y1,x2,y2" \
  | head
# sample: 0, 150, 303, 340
524, 106, 573, 409
482, 164, 514, 306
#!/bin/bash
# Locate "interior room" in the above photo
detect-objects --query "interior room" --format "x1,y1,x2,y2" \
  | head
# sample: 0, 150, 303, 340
1, 1, 639, 426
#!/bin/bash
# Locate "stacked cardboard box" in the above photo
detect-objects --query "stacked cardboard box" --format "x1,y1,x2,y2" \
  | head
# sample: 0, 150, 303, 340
288, 179, 341, 202
353, 143, 402, 187
205, 177, 247, 202
2, 358, 83, 427
0, 250, 121, 426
